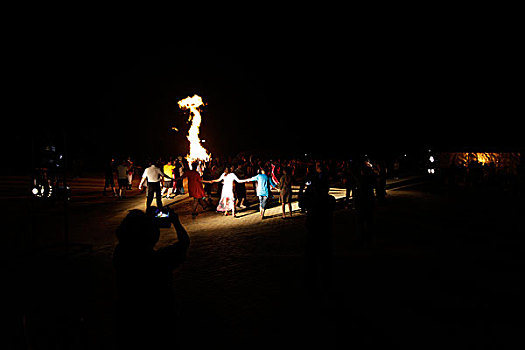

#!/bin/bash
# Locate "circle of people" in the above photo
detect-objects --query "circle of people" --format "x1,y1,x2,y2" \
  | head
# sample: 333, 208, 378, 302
105, 154, 389, 220
138, 157, 291, 220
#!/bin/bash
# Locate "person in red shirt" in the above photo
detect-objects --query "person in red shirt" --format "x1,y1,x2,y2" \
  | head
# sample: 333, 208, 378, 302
178, 161, 209, 217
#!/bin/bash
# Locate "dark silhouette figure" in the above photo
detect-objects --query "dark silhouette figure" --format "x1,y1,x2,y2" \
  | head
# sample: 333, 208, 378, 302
103, 157, 117, 196
353, 161, 376, 247
278, 167, 293, 218
113, 207, 190, 349
304, 162, 336, 295
374, 160, 387, 203
342, 161, 356, 209
202, 166, 213, 198
298, 164, 316, 213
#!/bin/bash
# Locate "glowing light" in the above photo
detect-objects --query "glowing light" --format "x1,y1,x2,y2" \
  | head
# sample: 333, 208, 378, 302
177, 95, 211, 169
472, 153, 493, 165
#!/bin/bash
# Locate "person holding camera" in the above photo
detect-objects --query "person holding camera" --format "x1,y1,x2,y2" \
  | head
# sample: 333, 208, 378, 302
113, 207, 190, 348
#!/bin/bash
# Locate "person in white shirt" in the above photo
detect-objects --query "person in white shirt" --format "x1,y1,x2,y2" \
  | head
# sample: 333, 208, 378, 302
138, 162, 173, 209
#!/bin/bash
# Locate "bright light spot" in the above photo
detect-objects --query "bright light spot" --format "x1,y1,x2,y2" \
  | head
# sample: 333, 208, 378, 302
178, 95, 211, 169
429, 156, 435, 163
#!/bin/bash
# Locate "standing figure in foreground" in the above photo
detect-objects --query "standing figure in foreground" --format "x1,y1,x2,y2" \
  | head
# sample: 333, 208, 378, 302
113, 208, 190, 348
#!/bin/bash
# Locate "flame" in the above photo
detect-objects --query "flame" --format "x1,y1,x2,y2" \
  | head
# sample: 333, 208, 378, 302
474, 153, 491, 165
178, 94, 211, 169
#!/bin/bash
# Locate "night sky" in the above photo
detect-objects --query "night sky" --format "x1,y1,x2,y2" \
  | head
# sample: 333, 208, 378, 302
6, 17, 522, 172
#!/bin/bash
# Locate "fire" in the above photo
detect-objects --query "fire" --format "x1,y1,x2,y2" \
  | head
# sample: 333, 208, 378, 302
474, 153, 491, 165
178, 94, 211, 169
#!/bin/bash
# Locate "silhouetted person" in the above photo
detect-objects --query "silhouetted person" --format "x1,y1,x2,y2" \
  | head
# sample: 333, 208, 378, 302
113, 207, 190, 349
116, 159, 129, 199
299, 164, 316, 213
278, 167, 293, 218
174, 157, 185, 195
103, 157, 117, 196
374, 160, 387, 203
354, 161, 376, 247
304, 162, 336, 295
342, 161, 356, 209
393, 158, 400, 179
234, 163, 247, 209
202, 166, 213, 198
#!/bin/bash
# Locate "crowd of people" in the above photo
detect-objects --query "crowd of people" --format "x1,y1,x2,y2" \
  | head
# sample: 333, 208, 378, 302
102, 153, 391, 220
103, 157, 135, 199
110, 153, 398, 347
109, 150, 524, 347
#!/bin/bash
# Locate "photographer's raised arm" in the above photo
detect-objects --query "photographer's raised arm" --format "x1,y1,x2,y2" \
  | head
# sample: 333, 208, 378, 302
156, 210, 190, 270
171, 211, 189, 246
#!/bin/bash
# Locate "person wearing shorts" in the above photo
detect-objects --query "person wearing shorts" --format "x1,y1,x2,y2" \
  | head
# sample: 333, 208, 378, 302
162, 160, 175, 199
117, 159, 130, 199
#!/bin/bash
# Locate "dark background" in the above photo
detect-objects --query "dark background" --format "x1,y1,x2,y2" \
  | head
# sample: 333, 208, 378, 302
4, 13, 522, 173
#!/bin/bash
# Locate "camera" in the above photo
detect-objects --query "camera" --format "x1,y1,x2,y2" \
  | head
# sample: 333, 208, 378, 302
153, 207, 172, 228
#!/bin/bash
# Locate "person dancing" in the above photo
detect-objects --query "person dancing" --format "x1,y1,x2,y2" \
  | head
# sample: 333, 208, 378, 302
238, 167, 278, 219
176, 161, 209, 217
278, 166, 293, 218
203, 166, 241, 217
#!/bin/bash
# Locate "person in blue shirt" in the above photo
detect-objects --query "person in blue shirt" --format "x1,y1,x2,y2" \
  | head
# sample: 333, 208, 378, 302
239, 167, 279, 219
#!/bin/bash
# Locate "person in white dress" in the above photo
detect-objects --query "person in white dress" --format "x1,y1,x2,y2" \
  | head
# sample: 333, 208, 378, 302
203, 167, 241, 217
